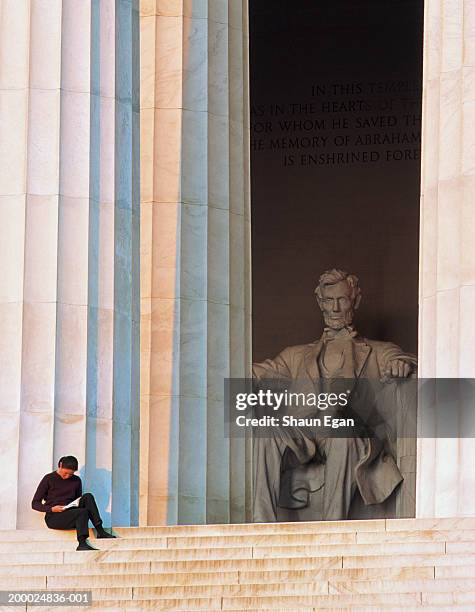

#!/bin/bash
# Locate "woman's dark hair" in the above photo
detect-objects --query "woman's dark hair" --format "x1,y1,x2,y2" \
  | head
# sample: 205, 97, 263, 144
58, 456, 78, 471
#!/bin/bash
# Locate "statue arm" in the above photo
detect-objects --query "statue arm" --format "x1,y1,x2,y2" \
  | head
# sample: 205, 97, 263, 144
379, 342, 418, 378
252, 347, 293, 381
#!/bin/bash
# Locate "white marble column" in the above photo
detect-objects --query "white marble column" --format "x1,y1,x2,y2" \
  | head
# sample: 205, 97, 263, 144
140, 0, 252, 525
417, 0, 475, 516
0, 0, 140, 529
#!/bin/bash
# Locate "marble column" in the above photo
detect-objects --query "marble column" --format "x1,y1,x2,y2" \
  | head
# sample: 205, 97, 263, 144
0, 0, 140, 529
140, 0, 252, 525
417, 0, 475, 516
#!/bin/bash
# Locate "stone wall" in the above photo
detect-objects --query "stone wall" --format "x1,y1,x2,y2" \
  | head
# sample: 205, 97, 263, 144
417, 0, 475, 516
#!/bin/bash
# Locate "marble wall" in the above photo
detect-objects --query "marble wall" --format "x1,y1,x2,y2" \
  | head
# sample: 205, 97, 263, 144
139, 0, 252, 525
417, 0, 475, 516
0, 0, 140, 529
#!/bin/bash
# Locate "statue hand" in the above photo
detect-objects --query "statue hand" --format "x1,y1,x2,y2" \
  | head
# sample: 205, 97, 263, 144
384, 359, 412, 380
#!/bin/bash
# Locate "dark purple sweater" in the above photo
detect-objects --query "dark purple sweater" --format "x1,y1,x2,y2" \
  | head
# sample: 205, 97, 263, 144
32, 471, 82, 513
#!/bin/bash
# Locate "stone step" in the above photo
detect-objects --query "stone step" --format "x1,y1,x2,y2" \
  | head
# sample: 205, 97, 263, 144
366, 608, 474, 612
447, 541, 475, 554
356, 529, 475, 544
422, 591, 475, 606
0, 529, 91, 542
2, 593, 475, 611
1, 515, 474, 543
0, 550, 341, 568
386, 518, 475, 532
24, 565, 437, 587
63, 546, 253, 563
233, 604, 473, 612
342, 552, 475, 569
30, 607, 475, 612
252, 540, 447, 558
0, 552, 63, 565
4, 529, 475, 554
133, 592, 422, 609
222, 593, 473, 612
166, 532, 357, 548
119, 516, 475, 536
3, 592, 422, 610
163, 529, 475, 548
1, 555, 340, 574
2, 518, 475, 611
3, 550, 475, 573
2, 516, 475, 541
0, 531, 357, 551
131, 581, 329, 597
326, 577, 475, 595
436, 565, 475, 578
0, 519, 386, 541
9, 605, 475, 612
59, 540, 450, 564
0, 543, 467, 568
63, 578, 475, 598
4, 577, 475, 601
214, 592, 461, 610
0, 561, 151, 576
149, 552, 475, 572
0, 538, 169, 553
0, 575, 46, 589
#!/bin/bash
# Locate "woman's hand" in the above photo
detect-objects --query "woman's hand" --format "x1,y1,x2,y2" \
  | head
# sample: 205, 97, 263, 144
51, 505, 65, 513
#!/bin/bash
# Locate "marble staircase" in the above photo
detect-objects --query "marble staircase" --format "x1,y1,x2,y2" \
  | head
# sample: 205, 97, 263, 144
1, 518, 475, 610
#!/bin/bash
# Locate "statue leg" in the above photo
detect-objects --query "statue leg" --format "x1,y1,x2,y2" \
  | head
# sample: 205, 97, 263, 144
253, 426, 316, 522
318, 436, 367, 520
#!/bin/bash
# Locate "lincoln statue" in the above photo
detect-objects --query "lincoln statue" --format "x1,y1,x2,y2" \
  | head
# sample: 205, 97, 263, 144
252, 269, 417, 522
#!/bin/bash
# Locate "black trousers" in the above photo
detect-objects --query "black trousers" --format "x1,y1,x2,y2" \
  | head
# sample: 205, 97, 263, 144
45, 493, 103, 541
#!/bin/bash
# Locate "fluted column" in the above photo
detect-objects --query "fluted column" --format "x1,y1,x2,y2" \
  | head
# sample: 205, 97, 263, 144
140, 0, 252, 525
417, 0, 475, 516
0, 0, 140, 529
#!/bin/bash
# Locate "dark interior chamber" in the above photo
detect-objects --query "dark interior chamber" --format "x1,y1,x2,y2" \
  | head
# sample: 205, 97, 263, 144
250, 0, 424, 363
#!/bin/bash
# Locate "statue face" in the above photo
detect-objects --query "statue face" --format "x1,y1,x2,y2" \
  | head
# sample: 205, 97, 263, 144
318, 280, 356, 330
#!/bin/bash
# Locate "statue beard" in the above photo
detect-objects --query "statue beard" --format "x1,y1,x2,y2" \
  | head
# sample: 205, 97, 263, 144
323, 309, 354, 330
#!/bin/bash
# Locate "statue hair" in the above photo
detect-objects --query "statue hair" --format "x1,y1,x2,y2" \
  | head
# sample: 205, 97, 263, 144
314, 268, 361, 301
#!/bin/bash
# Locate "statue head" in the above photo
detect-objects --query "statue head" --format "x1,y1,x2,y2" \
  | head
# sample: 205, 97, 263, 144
314, 269, 362, 330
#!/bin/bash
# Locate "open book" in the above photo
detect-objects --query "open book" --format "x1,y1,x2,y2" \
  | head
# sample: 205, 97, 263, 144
63, 496, 82, 510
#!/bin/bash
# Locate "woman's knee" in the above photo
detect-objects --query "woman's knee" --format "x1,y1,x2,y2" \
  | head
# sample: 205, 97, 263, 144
74, 508, 88, 526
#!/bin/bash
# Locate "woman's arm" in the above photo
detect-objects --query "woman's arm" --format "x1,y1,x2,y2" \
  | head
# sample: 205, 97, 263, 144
31, 475, 50, 512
